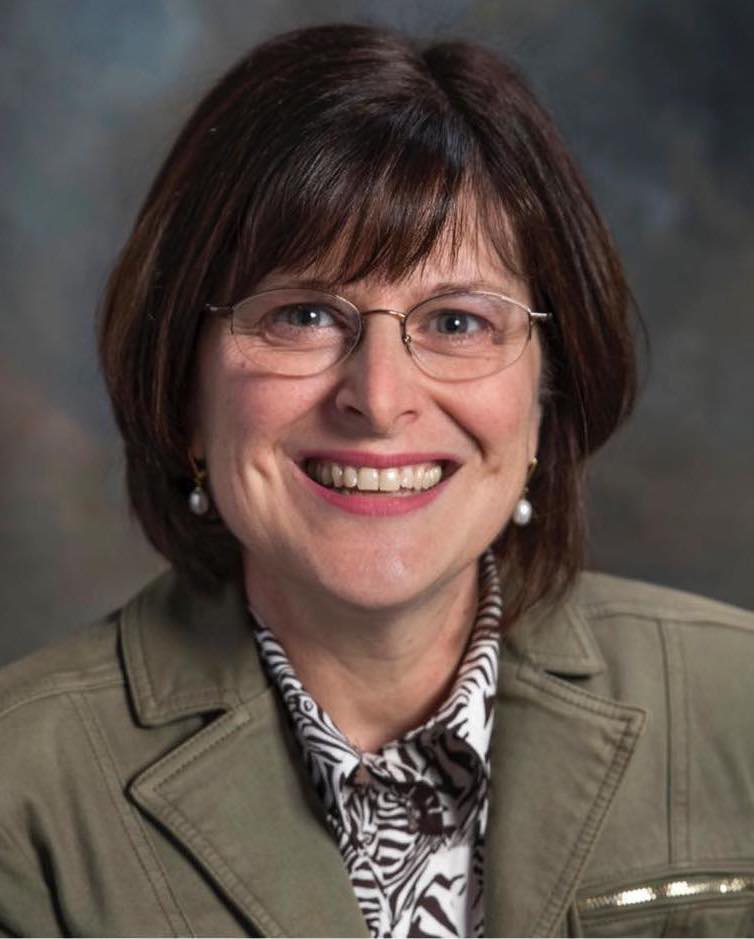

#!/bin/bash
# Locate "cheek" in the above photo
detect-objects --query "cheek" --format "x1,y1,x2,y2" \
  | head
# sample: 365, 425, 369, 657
454, 375, 541, 466
197, 362, 329, 460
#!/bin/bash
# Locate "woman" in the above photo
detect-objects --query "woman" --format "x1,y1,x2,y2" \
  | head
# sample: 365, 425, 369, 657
0, 23, 752, 938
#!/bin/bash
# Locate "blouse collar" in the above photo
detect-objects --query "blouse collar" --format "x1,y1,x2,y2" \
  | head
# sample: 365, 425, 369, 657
252, 550, 502, 829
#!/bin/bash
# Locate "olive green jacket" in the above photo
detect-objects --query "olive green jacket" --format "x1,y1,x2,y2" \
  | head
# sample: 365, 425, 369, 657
0, 570, 752, 937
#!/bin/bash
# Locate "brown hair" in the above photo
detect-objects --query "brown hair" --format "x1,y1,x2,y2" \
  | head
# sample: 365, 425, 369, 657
99, 23, 638, 625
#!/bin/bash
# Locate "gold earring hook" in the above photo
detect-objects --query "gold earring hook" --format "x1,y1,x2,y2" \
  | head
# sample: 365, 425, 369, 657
188, 452, 206, 483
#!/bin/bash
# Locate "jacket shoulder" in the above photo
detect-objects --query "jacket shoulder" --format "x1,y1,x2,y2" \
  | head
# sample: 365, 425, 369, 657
508, 570, 753, 680
571, 571, 754, 698
573, 570, 754, 631
0, 613, 124, 719
0, 569, 192, 718
0, 612, 128, 872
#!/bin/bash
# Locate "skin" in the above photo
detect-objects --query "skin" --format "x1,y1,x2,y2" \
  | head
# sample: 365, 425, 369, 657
192, 232, 543, 751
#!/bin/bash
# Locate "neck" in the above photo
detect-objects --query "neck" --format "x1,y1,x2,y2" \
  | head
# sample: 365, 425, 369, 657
244, 561, 480, 752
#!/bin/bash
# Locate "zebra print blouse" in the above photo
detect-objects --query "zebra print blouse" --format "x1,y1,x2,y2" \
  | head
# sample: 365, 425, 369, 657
252, 551, 502, 938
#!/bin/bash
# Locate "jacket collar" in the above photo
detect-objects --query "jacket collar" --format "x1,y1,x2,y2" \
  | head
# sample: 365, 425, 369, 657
504, 585, 608, 677
120, 571, 269, 726
124, 570, 643, 937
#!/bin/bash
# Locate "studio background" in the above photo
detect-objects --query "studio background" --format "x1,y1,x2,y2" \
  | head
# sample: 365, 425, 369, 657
1, 0, 752, 667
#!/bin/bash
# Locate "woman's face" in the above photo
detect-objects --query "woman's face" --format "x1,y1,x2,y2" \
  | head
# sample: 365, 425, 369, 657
192, 232, 543, 612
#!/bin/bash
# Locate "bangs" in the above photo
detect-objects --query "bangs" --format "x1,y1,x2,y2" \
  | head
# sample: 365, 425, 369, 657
228, 102, 521, 295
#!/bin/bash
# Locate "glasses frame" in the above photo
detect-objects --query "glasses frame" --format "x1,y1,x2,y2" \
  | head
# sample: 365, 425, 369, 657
206, 287, 552, 381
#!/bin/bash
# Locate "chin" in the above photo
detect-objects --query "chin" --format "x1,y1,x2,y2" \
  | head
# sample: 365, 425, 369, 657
327, 567, 422, 613
284, 540, 450, 614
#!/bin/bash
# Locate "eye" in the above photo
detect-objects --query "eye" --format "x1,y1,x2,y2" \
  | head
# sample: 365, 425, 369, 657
252, 300, 353, 348
430, 310, 487, 335
270, 303, 339, 329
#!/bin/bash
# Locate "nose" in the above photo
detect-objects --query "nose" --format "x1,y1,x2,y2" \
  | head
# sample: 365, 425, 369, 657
333, 311, 420, 434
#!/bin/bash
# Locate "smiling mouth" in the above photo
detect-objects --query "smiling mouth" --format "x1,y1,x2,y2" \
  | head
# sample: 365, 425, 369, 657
302, 458, 457, 494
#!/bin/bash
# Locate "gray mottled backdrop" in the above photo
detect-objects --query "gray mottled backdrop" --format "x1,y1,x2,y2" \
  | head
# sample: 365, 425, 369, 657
1, 0, 752, 666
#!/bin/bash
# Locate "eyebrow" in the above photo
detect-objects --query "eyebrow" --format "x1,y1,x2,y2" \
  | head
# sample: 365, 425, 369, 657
426, 280, 510, 294
262, 276, 515, 296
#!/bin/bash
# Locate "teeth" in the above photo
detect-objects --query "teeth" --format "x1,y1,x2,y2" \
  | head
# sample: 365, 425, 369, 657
379, 468, 401, 492
357, 467, 379, 491
306, 460, 446, 493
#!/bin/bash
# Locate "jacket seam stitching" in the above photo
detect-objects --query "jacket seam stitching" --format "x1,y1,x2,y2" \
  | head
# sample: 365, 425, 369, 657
0, 676, 123, 722
121, 607, 264, 720
146, 712, 252, 789
144, 688, 244, 706
584, 606, 752, 632
658, 620, 674, 867
68, 690, 193, 937
659, 620, 692, 864
141, 794, 284, 938
678, 622, 691, 863
514, 659, 646, 722
121, 601, 157, 713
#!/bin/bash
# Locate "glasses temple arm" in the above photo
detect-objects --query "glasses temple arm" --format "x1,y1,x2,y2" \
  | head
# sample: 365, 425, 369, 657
205, 303, 234, 316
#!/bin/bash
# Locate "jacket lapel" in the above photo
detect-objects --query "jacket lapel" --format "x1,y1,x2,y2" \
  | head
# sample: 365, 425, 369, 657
484, 598, 647, 937
130, 695, 368, 937
124, 572, 368, 938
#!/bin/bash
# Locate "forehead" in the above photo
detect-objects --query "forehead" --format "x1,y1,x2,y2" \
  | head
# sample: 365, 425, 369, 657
256, 209, 527, 302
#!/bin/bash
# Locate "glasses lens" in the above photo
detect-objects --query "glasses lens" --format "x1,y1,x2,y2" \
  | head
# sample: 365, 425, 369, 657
406, 292, 532, 380
231, 289, 359, 375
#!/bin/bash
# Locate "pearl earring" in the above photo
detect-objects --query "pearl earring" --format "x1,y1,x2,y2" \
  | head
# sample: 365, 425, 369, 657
188, 455, 210, 516
512, 495, 533, 527
512, 457, 538, 527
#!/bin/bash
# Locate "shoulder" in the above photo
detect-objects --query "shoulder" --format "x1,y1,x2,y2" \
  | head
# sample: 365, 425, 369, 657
0, 612, 131, 895
0, 567, 196, 722
509, 569, 753, 689
0, 573, 189, 808
572, 569, 753, 632
0, 567, 257, 788
0, 613, 124, 724
552, 571, 754, 720
571, 571, 754, 698
0, 612, 128, 815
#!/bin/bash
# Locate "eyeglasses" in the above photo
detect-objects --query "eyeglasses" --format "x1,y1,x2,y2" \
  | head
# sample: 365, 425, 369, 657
206, 287, 551, 382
